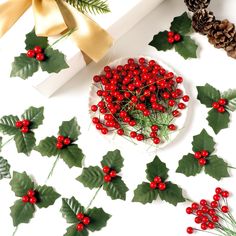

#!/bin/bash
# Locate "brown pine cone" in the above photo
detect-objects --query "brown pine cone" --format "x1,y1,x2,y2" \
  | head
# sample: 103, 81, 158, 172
184, 0, 211, 12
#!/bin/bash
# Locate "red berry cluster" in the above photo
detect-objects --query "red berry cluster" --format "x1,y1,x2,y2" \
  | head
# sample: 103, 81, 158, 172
15, 119, 31, 133
76, 212, 91, 232
149, 176, 166, 191
102, 166, 117, 183
56, 135, 71, 149
212, 98, 227, 113
167, 31, 181, 44
186, 187, 230, 234
91, 58, 190, 146
26, 46, 45, 61
194, 150, 209, 166
22, 189, 37, 204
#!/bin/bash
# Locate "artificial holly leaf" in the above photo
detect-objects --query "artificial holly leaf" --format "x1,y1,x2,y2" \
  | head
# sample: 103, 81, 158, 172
60, 145, 84, 168
64, 224, 88, 236
146, 156, 169, 182
204, 155, 230, 180
40, 48, 69, 73
103, 176, 128, 200
10, 200, 35, 227
22, 106, 44, 129
25, 29, 48, 50
132, 182, 158, 204
0, 156, 11, 180
59, 118, 80, 141
170, 12, 192, 35
149, 31, 173, 51
35, 136, 59, 157
87, 207, 111, 232
197, 84, 221, 108
35, 185, 60, 208
174, 36, 198, 59
207, 109, 230, 134
61, 197, 85, 224
101, 149, 124, 173
10, 54, 39, 79
77, 166, 104, 190
176, 154, 202, 177
10, 171, 34, 197
0, 137, 2, 152
158, 182, 185, 206
222, 89, 236, 112
192, 129, 215, 154
0, 115, 19, 135
14, 131, 36, 156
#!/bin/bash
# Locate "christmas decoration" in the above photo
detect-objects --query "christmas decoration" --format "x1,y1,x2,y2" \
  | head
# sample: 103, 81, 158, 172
0, 156, 11, 180
133, 156, 185, 205
197, 83, 236, 134
77, 150, 128, 200
149, 12, 198, 59
184, 0, 211, 12
176, 129, 233, 180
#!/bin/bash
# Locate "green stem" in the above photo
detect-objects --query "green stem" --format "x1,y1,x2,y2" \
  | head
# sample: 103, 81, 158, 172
85, 186, 102, 212
45, 155, 60, 183
12, 226, 18, 236
228, 166, 236, 170
0, 137, 14, 150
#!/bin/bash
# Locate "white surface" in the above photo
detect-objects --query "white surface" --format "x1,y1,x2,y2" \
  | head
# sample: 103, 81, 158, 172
1, 0, 236, 236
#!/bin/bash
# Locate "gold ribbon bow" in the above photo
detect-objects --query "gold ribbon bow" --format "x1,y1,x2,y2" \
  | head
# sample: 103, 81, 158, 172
0, 0, 113, 62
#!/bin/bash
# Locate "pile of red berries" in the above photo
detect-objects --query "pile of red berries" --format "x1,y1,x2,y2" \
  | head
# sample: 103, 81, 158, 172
186, 187, 233, 234
15, 119, 31, 133
102, 166, 117, 183
22, 189, 37, 204
56, 135, 71, 149
212, 98, 228, 113
167, 31, 181, 44
90, 57, 190, 146
76, 212, 91, 232
26, 46, 45, 61
149, 176, 166, 191
194, 150, 209, 166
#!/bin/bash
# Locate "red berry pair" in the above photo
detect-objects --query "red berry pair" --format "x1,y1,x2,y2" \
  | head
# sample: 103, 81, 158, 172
27, 46, 45, 61
194, 150, 209, 166
15, 119, 31, 133
103, 166, 117, 182
212, 98, 227, 113
167, 31, 181, 44
150, 176, 166, 191
56, 136, 71, 149
76, 212, 91, 232
22, 189, 37, 204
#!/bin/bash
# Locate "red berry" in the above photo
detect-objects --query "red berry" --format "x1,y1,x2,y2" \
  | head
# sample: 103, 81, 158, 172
153, 137, 160, 144
21, 126, 29, 133
182, 95, 190, 102
209, 209, 216, 216
168, 37, 175, 44
186, 227, 194, 234
27, 189, 35, 198
195, 217, 202, 224
199, 158, 206, 166
76, 213, 84, 220
186, 207, 193, 214
22, 119, 30, 127
168, 100, 175, 107
208, 222, 215, 229
212, 102, 220, 109
221, 206, 229, 213
158, 182, 166, 191
130, 131, 137, 138
178, 103, 186, 109
168, 31, 175, 37
201, 223, 207, 230
36, 53, 45, 61
110, 170, 117, 178
91, 105, 98, 112
218, 106, 225, 113
215, 187, 222, 194
201, 150, 209, 157
154, 176, 162, 183
176, 76, 183, 83
101, 128, 108, 135
143, 110, 151, 116
117, 129, 124, 136
210, 201, 218, 208
218, 98, 227, 105
172, 110, 180, 117
103, 166, 110, 174
150, 181, 157, 189
221, 191, 229, 198
128, 58, 135, 64
56, 142, 64, 149
57, 136, 65, 142
200, 199, 207, 206
34, 46, 42, 53
29, 197, 37, 204
194, 152, 202, 159
212, 215, 219, 222
16, 121, 23, 128
202, 206, 209, 213
27, 49, 35, 58
196, 210, 203, 216
136, 134, 144, 141
93, 76, 101, 83
151, 125, 159, 131
22, 195, 29, 203
202, 216, 209, 223
213, 194, 220, 201
168, 124, 176, 131
76, 223, 84, 232
139, 57, 146, 64
64, 138, 71, 145
104, 175, 111, 182
83, 217, 90, 225
174, 34, 181, 42
191, 202, 199, 210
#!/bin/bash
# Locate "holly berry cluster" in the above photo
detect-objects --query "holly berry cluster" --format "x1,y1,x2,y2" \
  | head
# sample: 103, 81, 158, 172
26, 46, 45, 61
56, 135, 71, 149
194, 150, 209, 166
22, 189, 37, 204
15, 119, 31, 133
76, 212, 91, 232
212, 98, 228, 113
167, 31, 181, 44
150, 176, 166, 191
102, 165, 117, 183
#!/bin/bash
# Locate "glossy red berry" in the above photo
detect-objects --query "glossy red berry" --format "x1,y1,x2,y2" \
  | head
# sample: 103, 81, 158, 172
221, 206, 229, 213
22, 195, 29, 203
218, 98, 227, 105
158, 182, 166, 191
21, 126, 29, 133
27, 49, 35, 58
201, 150, 209, 157
104, 175, 111, 182
176, 76, 183, 83
168, 37, 175, 44
130, 131, 137, 138
29, 197, 37, 204
139, 57, 146, 64
199, 158, 206, 166
136, 134, 144, 141
212, 215, 219, 222
76, 223, 84, 232
150, 181, 157, 189
83, 217, 90, 225
212, 102, 220, 109
191, 202, 199, 210
153, 137, 160, 144
172, 110, 180, 117
56, 142, 64, 149
36, 53, 45, 61
200, 199, 207, 206
222, 191, 229, 198
64, 138, 71, 145
218, 106, 225, 113
178, 103, 186, 109
215, 187, 222, 194
202, 206, 209, 213
174, 33, 181, 42
213, 194, 220, 201
76, 213, 84, 221
117, 129, 124, 136
16, 121, 23, 128
208, 222, 215, 229
57, 135, 65, 142
182, 95, 190, 102
202, 216, 209, 223
168, 100, 175, 107
210, 201, 218, 208
168, 124, 176, 130
194, 152, 202, 159
186, 227, 194, 234
168, 31, 175, 37
201, 223, 207, 230
195, 217, 202, 224
186, 207, 193, 214
22, 119, 30, 127
27, 189, 35, 198
101, 128, 108, 135
110, 170, 117, 178
151, 125, 159, 132
154, 176, 162, 184
91, 105, 98, 112
103, 166, 110, 173
34, 46, 42, 53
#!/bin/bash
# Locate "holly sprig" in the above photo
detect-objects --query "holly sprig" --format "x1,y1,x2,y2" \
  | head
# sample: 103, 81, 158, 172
197, 83, 236, 134
176, 129, 231, 180
11, 29, 69, 80
77, 150, 129, 201
149, 12, 198, 59
0, 106, 44, 155
132, 156, 185, 206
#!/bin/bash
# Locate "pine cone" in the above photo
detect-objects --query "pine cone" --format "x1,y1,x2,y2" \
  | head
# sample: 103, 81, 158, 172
184, 0, 211, 12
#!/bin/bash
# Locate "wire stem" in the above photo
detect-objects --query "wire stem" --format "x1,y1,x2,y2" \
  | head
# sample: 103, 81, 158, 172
0, 137, 14, 150
228, 166, 236, 170
85, 185, 102, 212
12, 226, 18, 236
45, 155, 60, 183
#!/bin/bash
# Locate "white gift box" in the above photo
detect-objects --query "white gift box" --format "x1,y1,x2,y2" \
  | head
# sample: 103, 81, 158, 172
0, 0, 164, 97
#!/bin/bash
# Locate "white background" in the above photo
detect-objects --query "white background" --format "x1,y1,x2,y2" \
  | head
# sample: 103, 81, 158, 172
1, 0, 236, 235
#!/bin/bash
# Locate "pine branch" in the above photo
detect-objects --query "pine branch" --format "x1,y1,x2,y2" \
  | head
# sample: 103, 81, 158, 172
65, 0, 110, 15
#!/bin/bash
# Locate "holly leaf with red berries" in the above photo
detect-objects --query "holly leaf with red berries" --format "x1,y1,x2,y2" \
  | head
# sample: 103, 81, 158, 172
133, 156, 185, 205
77, 150, 128, 200
0, 106, 44, 155
0, 156, 11, 180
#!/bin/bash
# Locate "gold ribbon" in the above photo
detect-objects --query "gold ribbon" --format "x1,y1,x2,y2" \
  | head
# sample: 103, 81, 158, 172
0, 0, 113, 62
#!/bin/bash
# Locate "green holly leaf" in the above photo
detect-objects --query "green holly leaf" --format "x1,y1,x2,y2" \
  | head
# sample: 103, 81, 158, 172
10, 171, 34, 197
87, 207, 111, 232
222, 89, 236, 112
64, 224, 88, 236
207, 109, 230, 134
204, 155, 230, 180
146, 156, 169, 182
103, 176, 128, 200
174, 36, 198, 59
22, 106, 44, 129
40, 48, 69, 74
25, 29, 48, 50
10, 200, 35, 227
14, 131, 36, 156
35, 185, 60, 208
35, 136, 59, 157
158, 182, 185, 206
58, 118, 80, 141
101, 150, 124, 172
176, 154, 202, 177
149, 31, 173, 51
132, 182, 158, 204
0, 137, 2, 152
0, 115, 19, 135
170, 12, 192, 35
192, 129, 215, 154
0, 156, 11, 180
60, 145, 84, 168
197, 83, 221, 108
76, 166, 103, 189
10, 54, 39, 80
61, 197, 85, 224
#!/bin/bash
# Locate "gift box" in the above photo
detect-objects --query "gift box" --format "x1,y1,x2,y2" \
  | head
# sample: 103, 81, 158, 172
0, 0, 165, 97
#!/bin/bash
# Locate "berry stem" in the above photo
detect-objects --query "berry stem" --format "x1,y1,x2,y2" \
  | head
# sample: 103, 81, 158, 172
227, 166, 236, 170
12, 226, 18, 236
45, 155, 60, 183
0, 137, 14, 150
85, 185, 102, 212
